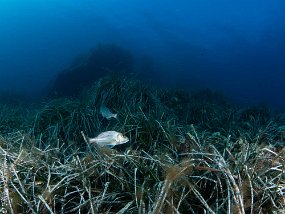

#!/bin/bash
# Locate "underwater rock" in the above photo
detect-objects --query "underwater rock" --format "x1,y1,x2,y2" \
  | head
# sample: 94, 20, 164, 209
49, 44, 134, 97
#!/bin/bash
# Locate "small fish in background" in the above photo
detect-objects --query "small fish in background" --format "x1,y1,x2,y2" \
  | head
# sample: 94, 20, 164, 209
82, 131, 129, 148
100, 105, 118, 120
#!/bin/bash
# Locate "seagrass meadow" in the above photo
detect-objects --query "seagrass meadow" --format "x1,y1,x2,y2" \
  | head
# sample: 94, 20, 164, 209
0, 75, 285, 213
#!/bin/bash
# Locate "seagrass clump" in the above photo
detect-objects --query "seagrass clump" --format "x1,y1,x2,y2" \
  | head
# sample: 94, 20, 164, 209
0, 75, 285, 213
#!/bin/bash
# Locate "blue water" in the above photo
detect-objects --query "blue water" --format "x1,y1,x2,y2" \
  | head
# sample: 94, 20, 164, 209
1, 0, 285, 110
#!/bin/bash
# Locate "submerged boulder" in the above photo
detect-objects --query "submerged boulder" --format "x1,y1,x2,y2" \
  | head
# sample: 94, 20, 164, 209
50, 44, 134, 97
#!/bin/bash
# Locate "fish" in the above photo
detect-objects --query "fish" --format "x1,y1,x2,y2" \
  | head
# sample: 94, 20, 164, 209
100, 105, 118, 120
88, 131, 129, 148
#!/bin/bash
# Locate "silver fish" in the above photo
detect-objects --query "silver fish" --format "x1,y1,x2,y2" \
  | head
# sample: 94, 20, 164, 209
100, 105, 117, 120
89, 131, 129, 148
